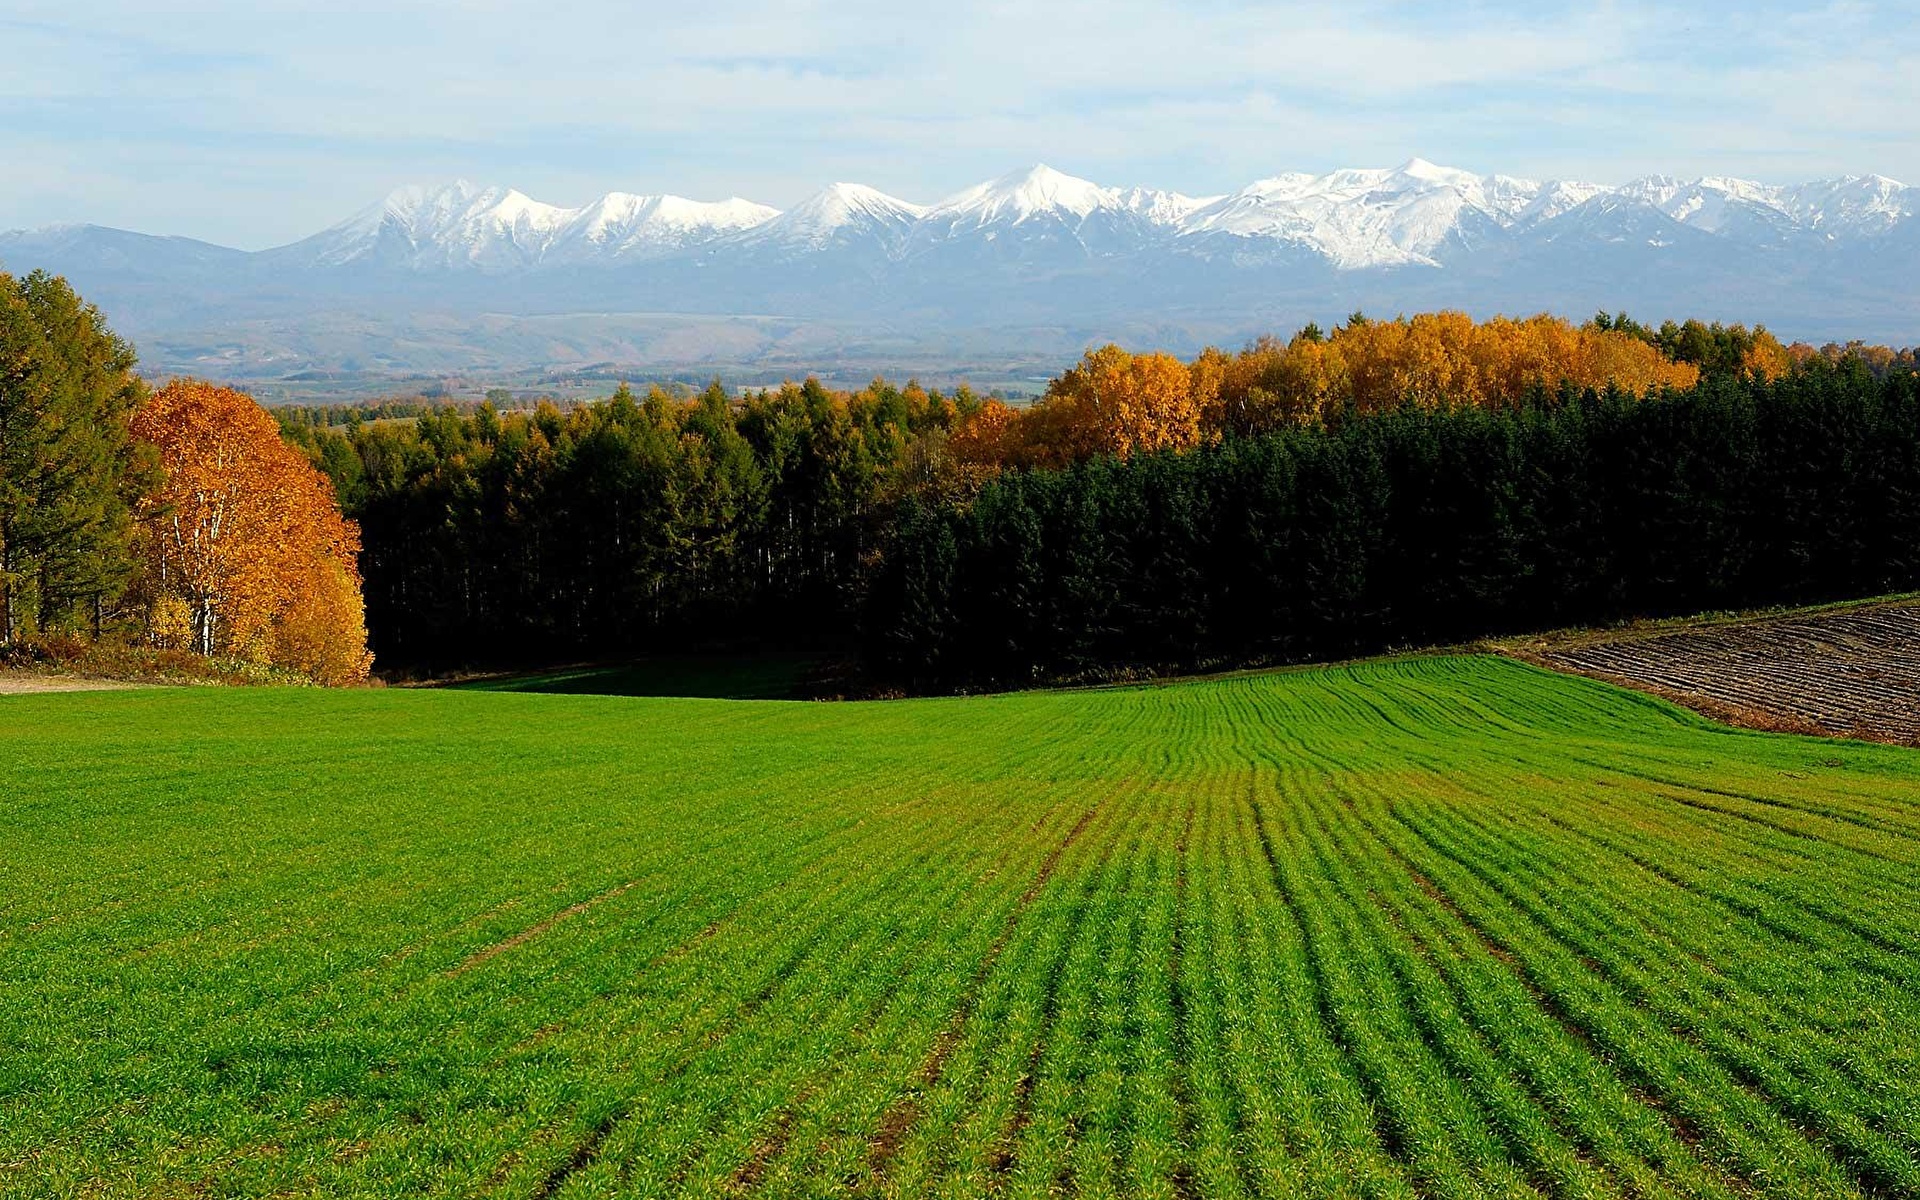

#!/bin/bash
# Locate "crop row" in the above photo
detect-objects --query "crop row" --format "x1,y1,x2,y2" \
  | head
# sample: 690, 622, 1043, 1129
2, 656, 1916, 1197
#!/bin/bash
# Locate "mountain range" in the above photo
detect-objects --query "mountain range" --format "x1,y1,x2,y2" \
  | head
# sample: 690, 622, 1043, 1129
4, 161, 1916, 398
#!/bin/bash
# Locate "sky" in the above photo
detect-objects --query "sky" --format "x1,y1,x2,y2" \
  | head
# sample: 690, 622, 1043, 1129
4, 0, 1918, 248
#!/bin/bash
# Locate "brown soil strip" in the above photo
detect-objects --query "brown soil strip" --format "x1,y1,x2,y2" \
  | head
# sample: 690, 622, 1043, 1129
728, 1096, 808, 1194
0, 672, 148, 694
866, 799, 1107, 1182
447, 880, 638, 976
1505, 600, 1920, 746
1167, 799, 1201, 1200
531, 1108, 623, 1200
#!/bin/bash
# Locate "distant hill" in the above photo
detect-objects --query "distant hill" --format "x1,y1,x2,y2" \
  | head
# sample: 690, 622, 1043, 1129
4, 160, 1917, 397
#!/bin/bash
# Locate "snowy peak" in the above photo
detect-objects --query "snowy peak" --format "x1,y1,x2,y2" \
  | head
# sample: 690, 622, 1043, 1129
1610, 172, 1917, 239
254, 162, 1918, 275
554, 192, 778, 260
1117, 185, 1218, 225
1781, 175, 1915, 236
730, 182, 930, 260
288, 181, 779, 269
1519, 180, 1611, 224
803, 182, 928, 224
293, 180, 570, 268
750, 183, 925, 246
928, 164, 1123, 227
1183, 162, 1551, 268
1615, 175, 1790, 235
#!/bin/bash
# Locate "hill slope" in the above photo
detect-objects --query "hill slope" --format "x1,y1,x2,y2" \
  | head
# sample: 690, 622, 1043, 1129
2, 657, 1917, 1197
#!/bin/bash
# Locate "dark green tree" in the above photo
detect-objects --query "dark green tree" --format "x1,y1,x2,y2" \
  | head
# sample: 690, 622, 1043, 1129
0, 271, 150, 643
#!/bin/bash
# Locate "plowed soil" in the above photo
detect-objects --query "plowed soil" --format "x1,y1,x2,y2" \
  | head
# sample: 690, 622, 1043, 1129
1511, 600, 1920, 745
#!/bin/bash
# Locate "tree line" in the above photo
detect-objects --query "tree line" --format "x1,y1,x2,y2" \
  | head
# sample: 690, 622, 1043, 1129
281, 379, 984, 668
866, 364, 1920, 690
14, 270, 1914, 692
278, 309, 1918, 683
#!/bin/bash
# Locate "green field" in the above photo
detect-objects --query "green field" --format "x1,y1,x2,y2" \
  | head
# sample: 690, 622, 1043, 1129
3, 657, 1918, 1199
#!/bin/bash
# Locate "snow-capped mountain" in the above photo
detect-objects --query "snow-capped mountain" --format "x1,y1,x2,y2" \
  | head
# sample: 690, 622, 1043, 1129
218, 161, 1920, 275
548, 192, 778, 262
4, 160, 1917, 384
1178, 161, 1526, 267
1781, 175, 1913, 236
729, 183, 925, 258
909, 164, 1209, 259
272, 181, 778, 270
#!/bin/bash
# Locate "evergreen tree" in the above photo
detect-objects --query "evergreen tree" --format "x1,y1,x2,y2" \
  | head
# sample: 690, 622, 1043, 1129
0, 271, 149, 643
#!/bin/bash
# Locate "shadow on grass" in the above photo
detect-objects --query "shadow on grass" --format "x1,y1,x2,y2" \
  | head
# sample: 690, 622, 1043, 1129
445, 653, 827, 700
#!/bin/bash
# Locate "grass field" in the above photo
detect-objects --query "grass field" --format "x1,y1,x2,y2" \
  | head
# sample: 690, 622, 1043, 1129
3, 656, 1918, 1199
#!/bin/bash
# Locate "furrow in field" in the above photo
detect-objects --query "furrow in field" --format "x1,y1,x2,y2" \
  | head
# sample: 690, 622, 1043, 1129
448, 880, 642, 976
1383, 753, 1920, 1021
711, 795, 1108, 1195
1372, 729, 1920, 985
1244, 775, 1454, 1199
663, 835, 1030, 1196
387, 768, 998, 1190
1480, 778, 1920, 1056
1216, 691, 1425, 1198
1394, 783, 1920, 1193
1158, 778, 1251, 1200
1263, 764, 1556, 1200
624, 782, 1108, 1197
1529, 782, 1920, 984
1581, 757, 1920, 841
1164, 796, 1201, 1200
1191, 775, 1294, 1200
956, 803, 1127, 1198
1374, 798, 1879, 1199
1292, 783, 1642, 1200
479, 771, 1062, 1197
944, 796, 1156, 1199
1319, 784, 1747, 1200
1559, 753, 1920, 867
1501, 801, 1920, 1128
861, 787, 1115, 1194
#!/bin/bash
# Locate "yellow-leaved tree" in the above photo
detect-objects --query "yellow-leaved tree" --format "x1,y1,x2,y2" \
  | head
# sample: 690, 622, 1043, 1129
947, 313, 1706, 474
131, 381, 372, 684
1035, 345, 1202, 462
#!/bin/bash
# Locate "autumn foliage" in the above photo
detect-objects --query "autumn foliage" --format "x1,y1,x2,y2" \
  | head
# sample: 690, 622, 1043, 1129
955, 313, 1717, 469
131, 381, 371, 684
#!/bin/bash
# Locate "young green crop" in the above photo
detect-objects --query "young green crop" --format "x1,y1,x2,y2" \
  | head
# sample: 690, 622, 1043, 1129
2, 655, 1917, 1198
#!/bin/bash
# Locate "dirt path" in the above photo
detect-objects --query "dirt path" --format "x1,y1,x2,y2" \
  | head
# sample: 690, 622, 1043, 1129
1501, 599, 1920, 745
0, 672, 149, 695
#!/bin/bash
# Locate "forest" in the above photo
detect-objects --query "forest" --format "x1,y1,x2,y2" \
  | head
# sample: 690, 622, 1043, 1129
7, 269, 1919, 691
869, 370, 1920, 689
277, 311, 1920, 686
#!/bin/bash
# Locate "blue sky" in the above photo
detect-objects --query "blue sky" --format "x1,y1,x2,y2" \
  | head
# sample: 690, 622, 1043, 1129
4, 0, 1917, 247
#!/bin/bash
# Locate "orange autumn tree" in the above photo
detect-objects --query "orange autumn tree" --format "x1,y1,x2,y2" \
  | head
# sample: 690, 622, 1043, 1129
131, 381, 372, 684
1019, 344, 1202, 465
1255, 311, 1699, 415
949, 312, 1704, 471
